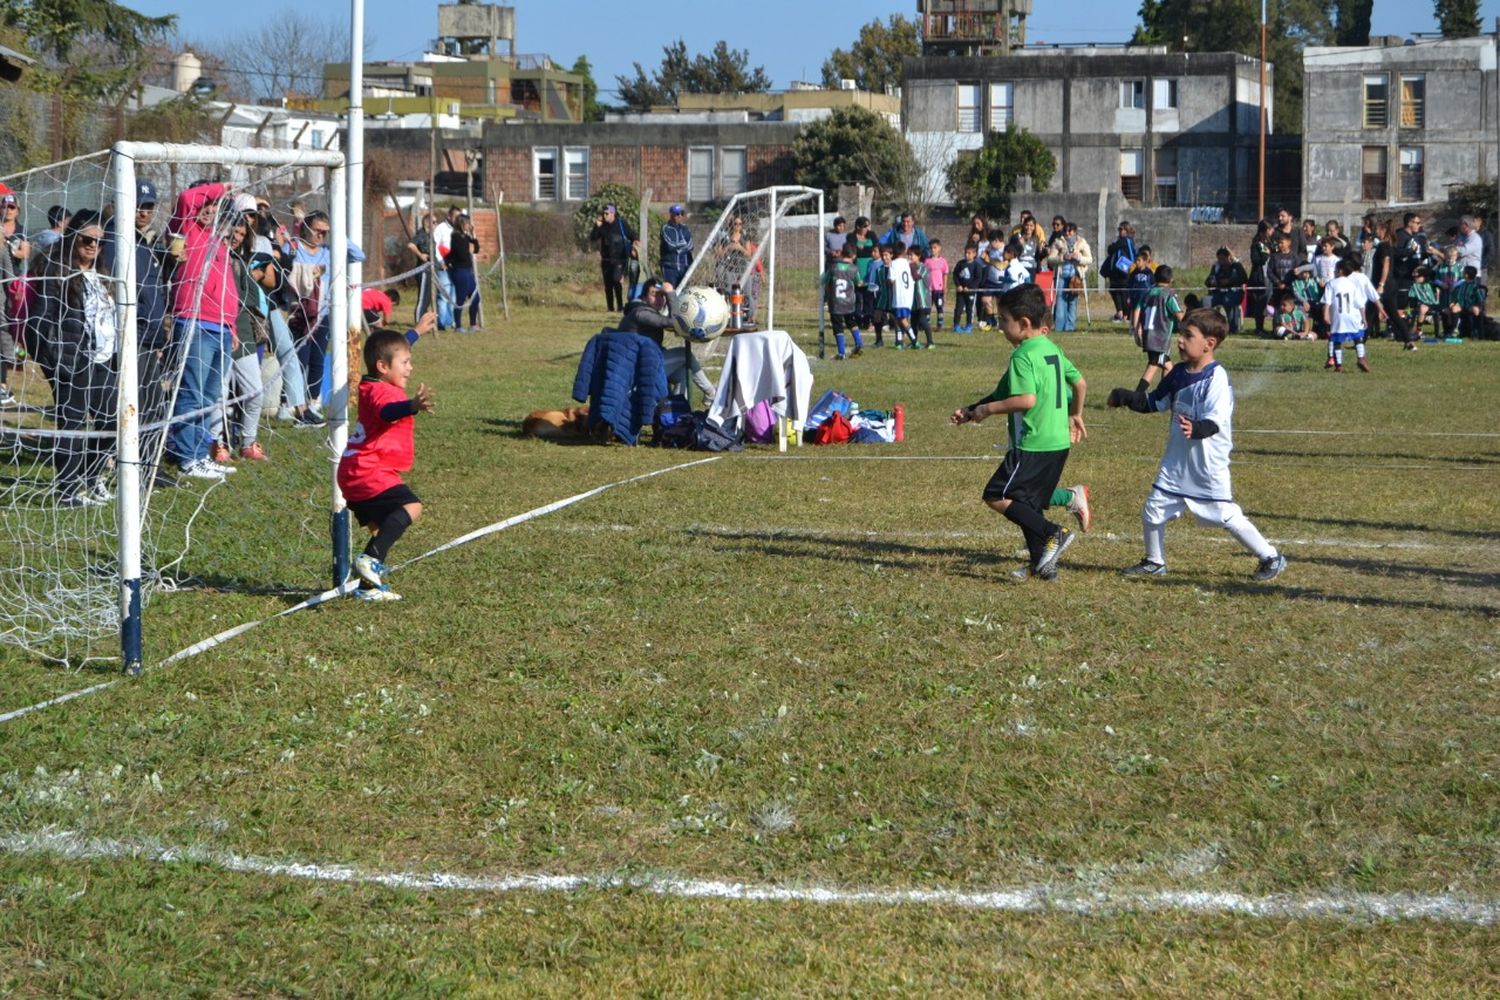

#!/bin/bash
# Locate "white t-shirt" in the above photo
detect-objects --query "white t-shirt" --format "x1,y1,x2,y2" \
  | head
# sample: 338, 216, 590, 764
432, 219, 453, 267
887, 257, 914, 310
1322, 272, 1378, 334
1147, 362, 1236, 502
81, 270, 117, 365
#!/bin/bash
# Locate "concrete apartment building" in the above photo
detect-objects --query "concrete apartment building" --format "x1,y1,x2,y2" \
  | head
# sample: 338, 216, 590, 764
1301, 36, 1498, 220
902, 46, 1274, 215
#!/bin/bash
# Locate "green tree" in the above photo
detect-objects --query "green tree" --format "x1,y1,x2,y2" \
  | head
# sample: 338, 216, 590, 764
791, 106, 918, 212
821, 15, 920, 95
1333, 0, 1373, 45
615, 39, 771, 113
0, 0, 175, 99
946, 128, 1056, 221
571, 54, 605, 122
1434, 0, 1481, 38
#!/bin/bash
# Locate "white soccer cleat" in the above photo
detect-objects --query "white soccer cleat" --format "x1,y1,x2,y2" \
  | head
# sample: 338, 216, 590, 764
353, 554, 385, 589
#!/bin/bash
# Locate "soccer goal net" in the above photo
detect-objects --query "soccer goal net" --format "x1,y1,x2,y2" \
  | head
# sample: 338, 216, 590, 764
675, 186, 829, 358
0, 142, 351, 672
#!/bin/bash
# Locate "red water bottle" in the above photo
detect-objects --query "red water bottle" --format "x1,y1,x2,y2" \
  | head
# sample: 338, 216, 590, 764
893, 403, 905, 442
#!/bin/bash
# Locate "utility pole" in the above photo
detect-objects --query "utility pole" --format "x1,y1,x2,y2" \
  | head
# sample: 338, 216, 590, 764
1258, 0, 1268, 221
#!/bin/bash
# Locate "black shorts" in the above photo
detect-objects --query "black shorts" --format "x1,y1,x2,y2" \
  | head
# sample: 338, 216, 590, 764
830, 311, 856, 334
347, 483, 421, 528
1143, 348, 1171, 367
982, 447, 1069, 509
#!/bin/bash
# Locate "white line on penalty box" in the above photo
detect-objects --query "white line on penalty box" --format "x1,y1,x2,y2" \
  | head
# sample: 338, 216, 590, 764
2, 829, 1496, 928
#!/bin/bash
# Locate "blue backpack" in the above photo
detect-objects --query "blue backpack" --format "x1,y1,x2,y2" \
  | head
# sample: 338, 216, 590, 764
652, 395, 695, 449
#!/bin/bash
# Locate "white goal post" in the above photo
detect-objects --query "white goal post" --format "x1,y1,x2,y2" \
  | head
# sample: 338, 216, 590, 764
109, 142, 350, 674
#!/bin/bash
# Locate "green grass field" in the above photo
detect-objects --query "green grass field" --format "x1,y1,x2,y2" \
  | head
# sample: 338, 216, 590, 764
2, 273, 1498, 996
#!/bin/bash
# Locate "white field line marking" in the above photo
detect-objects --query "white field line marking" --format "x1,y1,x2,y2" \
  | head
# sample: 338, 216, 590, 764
0, 682, 118, 726
1237, 428, 1500, 439
746, 454, 1495, 473
2, 828, 1495, 927
394, 457, 720, 569
534, 521, 1499, 557
0, 458, 721, 727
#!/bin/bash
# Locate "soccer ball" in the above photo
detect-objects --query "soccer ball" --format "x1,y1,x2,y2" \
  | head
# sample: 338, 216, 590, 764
671, 286, 731, 342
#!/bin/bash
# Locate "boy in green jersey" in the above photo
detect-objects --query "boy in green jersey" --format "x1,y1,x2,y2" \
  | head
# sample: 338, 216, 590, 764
951, 285, 1087, 580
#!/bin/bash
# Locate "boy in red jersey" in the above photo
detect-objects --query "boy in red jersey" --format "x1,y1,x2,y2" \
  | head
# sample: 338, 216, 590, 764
339, 315, 436, 601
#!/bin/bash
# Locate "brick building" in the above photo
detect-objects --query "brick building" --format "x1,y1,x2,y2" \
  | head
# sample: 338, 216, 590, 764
364, 121, 802, 209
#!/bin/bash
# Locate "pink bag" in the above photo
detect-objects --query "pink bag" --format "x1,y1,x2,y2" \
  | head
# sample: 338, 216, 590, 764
745, 399, 776, 444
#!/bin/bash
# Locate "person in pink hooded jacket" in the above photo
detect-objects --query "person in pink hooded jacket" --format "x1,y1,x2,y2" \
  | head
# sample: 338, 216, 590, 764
165, 182, 242, 480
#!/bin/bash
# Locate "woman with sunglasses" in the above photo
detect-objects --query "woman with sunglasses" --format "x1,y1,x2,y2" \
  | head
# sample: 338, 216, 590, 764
29, 212, 118, 506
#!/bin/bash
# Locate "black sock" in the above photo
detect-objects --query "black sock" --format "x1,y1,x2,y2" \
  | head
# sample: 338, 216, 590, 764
1002, 501, 1056, 564
364, 508, 413, 565
1136, 378, 1150, 392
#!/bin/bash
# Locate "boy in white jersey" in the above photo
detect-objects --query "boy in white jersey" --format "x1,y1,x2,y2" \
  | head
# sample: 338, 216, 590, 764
886, 241, 917, 349
1107, 308, 1286, 582
1321, 257, 1385, 373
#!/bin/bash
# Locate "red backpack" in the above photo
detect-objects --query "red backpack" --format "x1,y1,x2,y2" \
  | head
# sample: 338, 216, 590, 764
811, 410, 853, 445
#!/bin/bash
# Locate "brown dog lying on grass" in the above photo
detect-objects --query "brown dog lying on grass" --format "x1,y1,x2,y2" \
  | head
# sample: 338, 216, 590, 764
522, 405, 592, 441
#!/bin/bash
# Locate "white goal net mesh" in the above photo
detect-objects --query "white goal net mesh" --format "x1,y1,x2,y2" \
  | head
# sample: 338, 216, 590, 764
0, 150, 344, 667
675, 187, 827, 360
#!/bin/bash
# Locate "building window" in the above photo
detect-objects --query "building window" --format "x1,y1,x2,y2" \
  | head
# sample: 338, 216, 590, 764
563, 147, 589, 200
1361, 146, 1388, 201
533, 147, 558, 200
1399, 146, 1423, 201
1363, 74, 1388, 128
721, 147, 747, 196
1400, 75, 1425, 129
1120, 80, 1145, 109
1152, 79, 1178, 110
309, 129, 324, 149
1153, 147, 1178, 207
1121, 149, 1144, 203
688, 146, 714, 201
989, 82, 1013, 131
957, 83, 981, 132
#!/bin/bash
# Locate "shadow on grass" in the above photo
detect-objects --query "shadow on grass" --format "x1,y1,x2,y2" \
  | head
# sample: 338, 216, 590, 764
1290, 554, 1500, 590
1246, 510, 1500, 542
1238, 447, 1500, 466
175, 573, 330, 607
1134, 573, 1500, 619
691, 526, 1001, 581
692, 527, 1500, 618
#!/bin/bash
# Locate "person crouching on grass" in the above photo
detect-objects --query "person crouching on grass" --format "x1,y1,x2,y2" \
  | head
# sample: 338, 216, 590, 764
1107, 307, 1286, 582
338, 313, 437, 602
951, 285, 1086, 581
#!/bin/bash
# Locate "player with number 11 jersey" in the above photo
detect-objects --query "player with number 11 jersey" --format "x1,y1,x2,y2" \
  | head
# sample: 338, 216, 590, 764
1321, 258, 1385, 372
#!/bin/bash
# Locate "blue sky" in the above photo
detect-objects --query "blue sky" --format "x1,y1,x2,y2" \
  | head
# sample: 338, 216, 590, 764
133, 0, 1500, 97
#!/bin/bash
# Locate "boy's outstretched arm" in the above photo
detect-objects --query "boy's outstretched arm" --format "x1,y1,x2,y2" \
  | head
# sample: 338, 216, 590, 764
1107, 386, 1155, 413
952, 393, 1034, 425
405, 310, 438, 346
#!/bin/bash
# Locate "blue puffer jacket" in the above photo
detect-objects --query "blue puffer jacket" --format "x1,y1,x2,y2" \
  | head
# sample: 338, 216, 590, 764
571, 329, 668, 445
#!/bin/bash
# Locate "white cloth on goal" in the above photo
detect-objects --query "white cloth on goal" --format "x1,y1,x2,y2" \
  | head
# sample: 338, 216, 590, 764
707, 330, 813, 432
